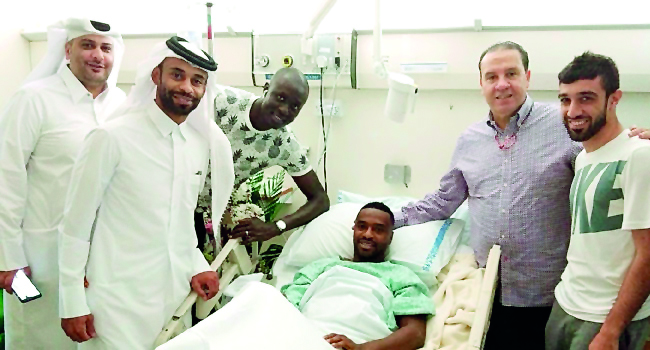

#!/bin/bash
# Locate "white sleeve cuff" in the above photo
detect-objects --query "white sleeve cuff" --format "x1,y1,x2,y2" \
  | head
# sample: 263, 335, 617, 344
58, 232, 91, 318
59, 284, 91, 319
0, 237, 28, 271
192, 248, 211, 277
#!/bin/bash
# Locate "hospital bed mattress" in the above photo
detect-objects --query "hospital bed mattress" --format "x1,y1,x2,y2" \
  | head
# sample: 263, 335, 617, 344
272, 242, 500, 350
154, 238, 500, 349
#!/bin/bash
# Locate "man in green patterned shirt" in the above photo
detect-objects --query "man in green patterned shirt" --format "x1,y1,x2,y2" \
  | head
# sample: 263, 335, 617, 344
197, 68, 329, 245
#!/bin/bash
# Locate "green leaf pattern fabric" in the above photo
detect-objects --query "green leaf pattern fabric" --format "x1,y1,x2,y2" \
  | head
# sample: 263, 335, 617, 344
196, 86, 311, 214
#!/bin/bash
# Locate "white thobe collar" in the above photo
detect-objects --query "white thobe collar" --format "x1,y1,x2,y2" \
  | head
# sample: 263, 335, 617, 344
146, 101, 187, 141
58, 65, 113, 104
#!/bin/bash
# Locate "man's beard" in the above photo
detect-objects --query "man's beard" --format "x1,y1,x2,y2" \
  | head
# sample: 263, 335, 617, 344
564, 107, 607, 142
158, 86, 200, 117
353, 239, 387, 262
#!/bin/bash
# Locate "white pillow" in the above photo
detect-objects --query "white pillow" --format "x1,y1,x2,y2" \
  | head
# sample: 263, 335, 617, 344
284, 203, 465, 286
450, 201, 471, 246
338, 190, 472, 248
337, 190, 417, 213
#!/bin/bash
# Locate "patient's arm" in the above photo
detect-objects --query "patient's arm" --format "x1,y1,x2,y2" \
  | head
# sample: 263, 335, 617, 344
325, 315, 427, 350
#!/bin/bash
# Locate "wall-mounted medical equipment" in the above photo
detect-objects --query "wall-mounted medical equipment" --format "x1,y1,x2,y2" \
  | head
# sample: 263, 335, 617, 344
282, 55, 294, 67
252, 33, 348, 82
301, 0, 417, 123
255, 55, 270, 67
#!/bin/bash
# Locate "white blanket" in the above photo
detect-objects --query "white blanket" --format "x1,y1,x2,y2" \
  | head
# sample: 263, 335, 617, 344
299, 266, 394, 344
155, 282, 334, 350
423, 248, 483, 350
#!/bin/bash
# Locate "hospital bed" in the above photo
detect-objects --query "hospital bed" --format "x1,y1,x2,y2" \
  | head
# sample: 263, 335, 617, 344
154, 208, 500, 349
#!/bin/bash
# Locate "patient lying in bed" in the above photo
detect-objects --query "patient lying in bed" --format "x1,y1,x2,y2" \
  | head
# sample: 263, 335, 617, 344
156, 202, 434, 350
281, 202, 435, 349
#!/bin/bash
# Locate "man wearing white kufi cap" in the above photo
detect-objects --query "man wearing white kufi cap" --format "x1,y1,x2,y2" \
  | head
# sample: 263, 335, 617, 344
0, 18, 125, 350
58, 36, 234, 349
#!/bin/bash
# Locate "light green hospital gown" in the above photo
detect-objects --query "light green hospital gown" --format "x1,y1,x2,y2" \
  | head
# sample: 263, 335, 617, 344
281, 257, 435, 331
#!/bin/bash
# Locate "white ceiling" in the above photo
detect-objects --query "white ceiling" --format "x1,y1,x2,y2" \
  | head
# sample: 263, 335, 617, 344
15, 0, 650, 35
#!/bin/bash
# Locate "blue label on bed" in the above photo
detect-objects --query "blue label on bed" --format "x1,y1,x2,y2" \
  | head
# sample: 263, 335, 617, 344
422, 219, 452, 271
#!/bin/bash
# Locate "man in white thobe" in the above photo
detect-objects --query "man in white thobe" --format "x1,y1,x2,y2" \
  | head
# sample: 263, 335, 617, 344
0, 18, 125, 350
58, 36, 234, 350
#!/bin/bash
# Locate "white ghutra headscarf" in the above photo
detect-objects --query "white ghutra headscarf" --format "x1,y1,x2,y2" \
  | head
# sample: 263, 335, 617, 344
109, 36, 234, 250
23, 17, 124, 87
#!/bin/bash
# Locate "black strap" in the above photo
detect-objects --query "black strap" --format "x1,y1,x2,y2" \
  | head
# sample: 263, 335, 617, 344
90, 20, 111, 32
166, 36, 218, 72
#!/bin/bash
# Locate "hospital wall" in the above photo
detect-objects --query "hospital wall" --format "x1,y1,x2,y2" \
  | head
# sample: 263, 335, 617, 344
0, 19, 31, 108
3, 28, 650, 210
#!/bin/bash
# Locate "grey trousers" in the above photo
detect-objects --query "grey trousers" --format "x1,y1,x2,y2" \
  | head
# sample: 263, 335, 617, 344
545, 301, 650, 350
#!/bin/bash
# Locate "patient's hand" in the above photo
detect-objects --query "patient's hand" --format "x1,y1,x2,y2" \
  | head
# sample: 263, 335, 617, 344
230, 218, 281, 244
324, 333, 362, 350
191, 271, 220, 301
61, 314, 96, 343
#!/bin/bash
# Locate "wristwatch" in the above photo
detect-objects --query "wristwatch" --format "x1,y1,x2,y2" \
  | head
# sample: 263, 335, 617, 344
275, 219, 287, 233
